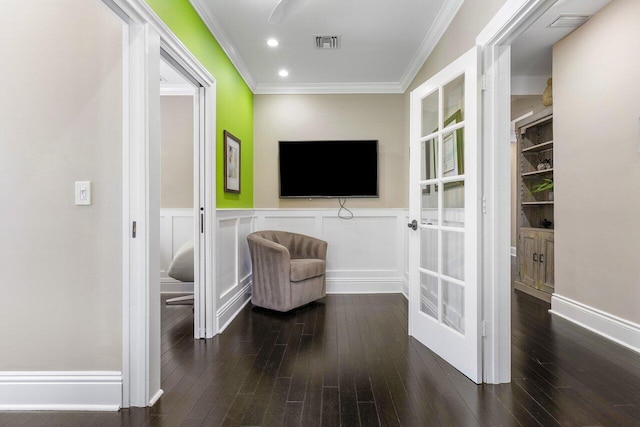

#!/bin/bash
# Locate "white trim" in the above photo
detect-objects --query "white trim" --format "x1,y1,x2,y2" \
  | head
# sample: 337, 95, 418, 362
551, 294, 640, 354
476, 0, 561, 385
217, 282, 252, 333
399, 0, 465, 92
120, 21, 132, 410
149, 389, 164, 406
401, 279, 409, 300
188, 0, 256, 91
105, 0, 218, 408
477, 0, 557, 46
124, 0, 215, 87
254, 82, 404, 95
326, 278, 403, 294
160, 85, 197, 96
0, 372, 122, 411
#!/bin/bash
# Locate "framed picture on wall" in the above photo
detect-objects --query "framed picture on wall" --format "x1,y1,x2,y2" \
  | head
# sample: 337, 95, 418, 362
224, 130, 241, 193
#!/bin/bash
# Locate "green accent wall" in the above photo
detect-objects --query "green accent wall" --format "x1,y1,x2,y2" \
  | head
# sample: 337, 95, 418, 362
146, 0, 253, 208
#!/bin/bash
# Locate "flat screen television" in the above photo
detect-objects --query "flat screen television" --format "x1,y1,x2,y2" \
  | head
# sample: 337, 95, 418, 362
279, 140, 378, 198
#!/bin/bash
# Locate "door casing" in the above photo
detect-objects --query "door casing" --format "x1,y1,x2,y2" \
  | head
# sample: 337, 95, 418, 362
476, 0, 559, 383
102, 0, 217, 407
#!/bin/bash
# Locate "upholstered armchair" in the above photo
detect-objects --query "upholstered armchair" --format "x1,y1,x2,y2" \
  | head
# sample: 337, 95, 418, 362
247, 230, 328, 312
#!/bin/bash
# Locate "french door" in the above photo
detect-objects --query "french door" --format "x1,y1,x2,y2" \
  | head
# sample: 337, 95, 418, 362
408, 47, 481, 382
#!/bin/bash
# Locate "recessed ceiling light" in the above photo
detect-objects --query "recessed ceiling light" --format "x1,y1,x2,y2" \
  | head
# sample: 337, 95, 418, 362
279, 69, 289, 77
267, 38, 279, 47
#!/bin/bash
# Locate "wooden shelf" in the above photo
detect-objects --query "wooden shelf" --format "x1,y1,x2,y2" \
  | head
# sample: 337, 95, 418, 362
522, 201, 554, 206
516, 107, 554, 303
522, 140, 553, 153
522, 168, 553, 177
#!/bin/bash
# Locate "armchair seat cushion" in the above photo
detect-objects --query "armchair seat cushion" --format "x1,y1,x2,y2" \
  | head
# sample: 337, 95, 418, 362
290, 258, 326, 282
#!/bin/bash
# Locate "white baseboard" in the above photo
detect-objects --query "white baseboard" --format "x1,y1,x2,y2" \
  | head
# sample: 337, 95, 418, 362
550, 294, 640, 354
511, 246, 516, 257
0, 371, 122, 411
160, 279, 193, 293
326, 278, 403, 294
401, 279, 409, 299
149, 389, 164, 406
217, 282, 252, 334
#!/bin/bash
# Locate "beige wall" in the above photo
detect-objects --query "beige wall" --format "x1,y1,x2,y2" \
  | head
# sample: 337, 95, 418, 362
0, 0, 123, 370
553, 0, 640, 323
253, 94, 406, 208
161, 95, 194, 208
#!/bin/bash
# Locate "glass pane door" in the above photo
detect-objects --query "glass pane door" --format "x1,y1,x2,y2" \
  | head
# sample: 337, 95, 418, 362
409, 47, 480, 383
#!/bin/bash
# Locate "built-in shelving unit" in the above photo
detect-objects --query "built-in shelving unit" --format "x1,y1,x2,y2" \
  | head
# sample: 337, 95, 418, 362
515, 106, 554, 302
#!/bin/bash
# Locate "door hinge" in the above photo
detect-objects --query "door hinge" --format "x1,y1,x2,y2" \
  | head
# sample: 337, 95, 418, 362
482, 196, 487, 214
200, 207, 204, 233
482, 320, 491, 337
481, 74, 487, 91
132, 221, 137, 238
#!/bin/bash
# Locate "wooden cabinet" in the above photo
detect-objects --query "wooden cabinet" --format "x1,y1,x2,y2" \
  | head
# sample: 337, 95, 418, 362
517, 229, 554, 300
514, 107, 555, 302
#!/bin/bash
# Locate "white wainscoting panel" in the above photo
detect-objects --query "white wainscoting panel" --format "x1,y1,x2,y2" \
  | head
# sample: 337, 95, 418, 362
259, 214, 319, 238
0, 371, 122, 411
551, 294, 640, 354
216, 210, 256, 332
255, 209, 406, 294
159, 208, 194, 293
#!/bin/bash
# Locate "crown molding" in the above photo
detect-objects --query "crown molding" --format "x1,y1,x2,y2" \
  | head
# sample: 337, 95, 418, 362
189, 0, 256, 91
254, 82, 404, 95
476, 0, 557, 46
399, 0, 464, 92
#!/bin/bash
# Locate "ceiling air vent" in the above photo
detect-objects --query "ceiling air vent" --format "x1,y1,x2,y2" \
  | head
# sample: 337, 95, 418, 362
548, 14, 591, 28
315, 35, 340, 49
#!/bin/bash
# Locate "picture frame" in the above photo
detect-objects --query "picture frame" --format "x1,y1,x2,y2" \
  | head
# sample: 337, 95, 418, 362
223, 130, 241, 194
421, 108, 464, 193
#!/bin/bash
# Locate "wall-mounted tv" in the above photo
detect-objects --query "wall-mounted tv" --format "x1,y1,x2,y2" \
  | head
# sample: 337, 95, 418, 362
279, 140, 378, 198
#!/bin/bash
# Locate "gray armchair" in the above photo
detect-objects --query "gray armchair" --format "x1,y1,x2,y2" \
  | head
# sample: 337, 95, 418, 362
247, 230, 328, 312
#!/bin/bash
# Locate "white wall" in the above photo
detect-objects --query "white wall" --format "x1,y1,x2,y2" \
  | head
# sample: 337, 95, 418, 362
0, 0, 123, 371
253, 94, 406, 208
161, 95, 194, 209
553, 0, 640, 324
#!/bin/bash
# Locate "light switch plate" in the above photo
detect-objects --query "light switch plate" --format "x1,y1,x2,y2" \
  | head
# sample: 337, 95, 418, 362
75, 181, 92, 205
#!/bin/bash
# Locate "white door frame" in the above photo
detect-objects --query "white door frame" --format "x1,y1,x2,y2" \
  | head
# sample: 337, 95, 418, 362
102, 0, 217, 408
476, 0, 558, 384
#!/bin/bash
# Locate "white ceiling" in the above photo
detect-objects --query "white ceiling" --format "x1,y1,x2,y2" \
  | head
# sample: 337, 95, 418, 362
181, 0, 613, 95
511, 0, 612, 77
190, 0, 462, 94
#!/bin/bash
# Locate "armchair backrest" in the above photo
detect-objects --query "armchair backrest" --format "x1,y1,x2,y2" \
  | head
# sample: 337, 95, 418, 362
248, 230, 327, 260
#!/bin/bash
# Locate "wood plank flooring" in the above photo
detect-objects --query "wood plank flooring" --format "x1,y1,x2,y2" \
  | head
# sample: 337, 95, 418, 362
1, 291, 639, 426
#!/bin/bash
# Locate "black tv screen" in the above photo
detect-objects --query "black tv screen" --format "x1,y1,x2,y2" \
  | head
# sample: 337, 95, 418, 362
279, 140, 378, 198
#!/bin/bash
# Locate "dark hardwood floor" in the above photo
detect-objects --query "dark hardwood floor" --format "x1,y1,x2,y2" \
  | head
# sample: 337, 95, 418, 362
2, 291, 639, 426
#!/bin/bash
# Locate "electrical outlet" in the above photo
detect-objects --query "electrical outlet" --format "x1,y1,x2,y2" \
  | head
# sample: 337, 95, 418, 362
75, 181, 92, 205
